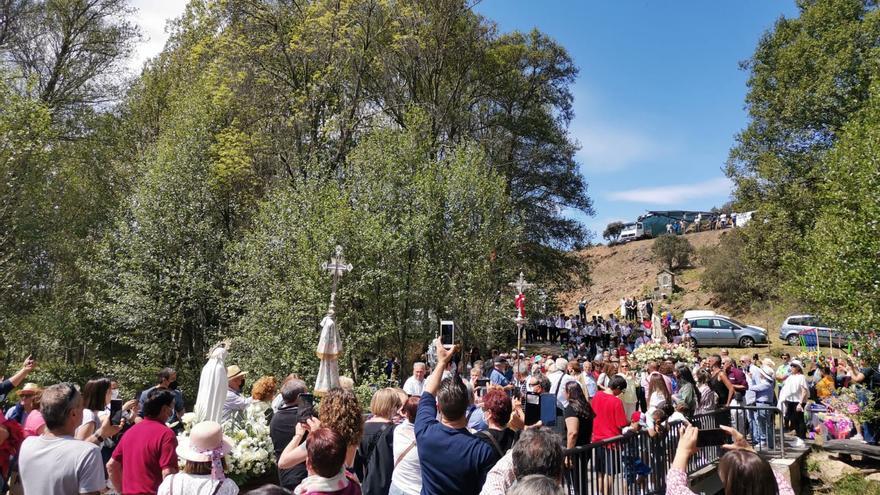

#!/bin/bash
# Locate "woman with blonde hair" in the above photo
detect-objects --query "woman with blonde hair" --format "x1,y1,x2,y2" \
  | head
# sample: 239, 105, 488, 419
278, 387, 364, 473
354, 388, 401, 494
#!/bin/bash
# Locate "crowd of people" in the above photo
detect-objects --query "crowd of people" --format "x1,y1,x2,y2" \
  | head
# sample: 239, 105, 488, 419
516, 303, 689, 366
0, 325, 877, 495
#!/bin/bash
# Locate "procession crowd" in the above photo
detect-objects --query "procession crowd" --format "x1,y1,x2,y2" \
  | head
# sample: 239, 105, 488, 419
0, 315, 878, 495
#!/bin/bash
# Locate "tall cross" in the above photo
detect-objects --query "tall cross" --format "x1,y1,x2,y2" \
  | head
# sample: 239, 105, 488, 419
508, 271, 535, 295
322, 245, 353, 315
509, 272, 535, 321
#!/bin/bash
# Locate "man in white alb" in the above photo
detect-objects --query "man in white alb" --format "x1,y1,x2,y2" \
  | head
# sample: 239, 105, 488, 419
403, 362, 427, 396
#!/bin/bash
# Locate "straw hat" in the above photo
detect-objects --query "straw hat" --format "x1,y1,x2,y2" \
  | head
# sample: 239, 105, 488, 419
226, 365, 247, 381
176, 421, 233, 463
18, 383, 41, 396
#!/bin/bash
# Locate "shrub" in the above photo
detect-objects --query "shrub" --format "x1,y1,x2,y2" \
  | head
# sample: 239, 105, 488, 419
699, 229, 776, 308
650, 235, 693, 271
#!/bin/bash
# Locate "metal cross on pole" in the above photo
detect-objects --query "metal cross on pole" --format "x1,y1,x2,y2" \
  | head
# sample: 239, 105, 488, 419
322, 245, 353, 315
509, 271, 536, 297
508, 272, 535, 372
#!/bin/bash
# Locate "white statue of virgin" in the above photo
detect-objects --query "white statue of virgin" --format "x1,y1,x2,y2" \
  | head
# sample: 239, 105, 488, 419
651, 312, 665, 344
193, 345, 228, 424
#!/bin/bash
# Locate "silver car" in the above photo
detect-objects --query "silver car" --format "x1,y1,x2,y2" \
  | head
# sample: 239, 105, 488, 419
685, 315, 768, 348
778, 314, 850, 347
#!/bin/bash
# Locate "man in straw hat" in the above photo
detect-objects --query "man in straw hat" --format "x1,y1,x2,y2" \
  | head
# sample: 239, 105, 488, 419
4, 382, 40, 425
223, 365, 252, 423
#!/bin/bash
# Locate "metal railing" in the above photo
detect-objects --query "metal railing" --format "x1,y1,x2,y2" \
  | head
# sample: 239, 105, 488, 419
561, 405, 783, 495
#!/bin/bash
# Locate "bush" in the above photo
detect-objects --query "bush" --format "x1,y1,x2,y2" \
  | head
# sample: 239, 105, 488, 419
651, 235, 693, 270
699, 229, 777, 308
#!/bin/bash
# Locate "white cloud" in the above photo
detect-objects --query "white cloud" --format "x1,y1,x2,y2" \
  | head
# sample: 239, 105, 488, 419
574, 124, 670, 173
126, 1, 188, 72
606, 177, 732, 205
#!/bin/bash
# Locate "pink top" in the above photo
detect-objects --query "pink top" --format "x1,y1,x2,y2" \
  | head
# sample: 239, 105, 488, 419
22, 410, 45, 437
665, 467, 795, 495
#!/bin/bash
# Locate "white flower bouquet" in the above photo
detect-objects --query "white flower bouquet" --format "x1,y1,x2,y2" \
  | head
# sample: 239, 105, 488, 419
630, 342, 696, 371
177, 404, 275, 485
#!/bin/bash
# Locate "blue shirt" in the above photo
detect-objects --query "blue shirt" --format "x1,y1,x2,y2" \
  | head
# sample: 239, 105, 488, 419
489, 368, 509, 387
466, 405, 488, 431
583, 375, 598, 398
415, 392, 498, 495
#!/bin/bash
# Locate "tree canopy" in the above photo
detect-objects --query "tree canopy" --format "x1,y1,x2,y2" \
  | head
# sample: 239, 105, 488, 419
0, 0, 592, 395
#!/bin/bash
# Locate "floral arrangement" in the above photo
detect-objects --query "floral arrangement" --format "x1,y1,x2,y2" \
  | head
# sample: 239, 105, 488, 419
179, 403, 275, 485
814, 386, 877, 439
630, 342, 696, 370
826, 386, 876, 422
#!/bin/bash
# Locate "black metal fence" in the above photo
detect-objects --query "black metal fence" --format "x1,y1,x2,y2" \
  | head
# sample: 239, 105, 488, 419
561, 406, 783, 495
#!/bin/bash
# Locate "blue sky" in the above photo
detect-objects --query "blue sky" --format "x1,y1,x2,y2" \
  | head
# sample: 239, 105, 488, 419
474, 0, 799, 240
130, 1, 799, 241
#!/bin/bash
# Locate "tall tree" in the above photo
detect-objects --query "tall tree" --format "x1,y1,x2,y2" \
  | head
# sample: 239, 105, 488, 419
1, 0, 139, 113
790, 85, 880, 335
173, 0, 591, 279
718, 0, 880, 300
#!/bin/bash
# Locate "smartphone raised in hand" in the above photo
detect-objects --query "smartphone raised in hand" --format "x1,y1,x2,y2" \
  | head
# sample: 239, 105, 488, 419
109, 399, 123, 426
696, 428, 729, 448
440, 320, 455, 349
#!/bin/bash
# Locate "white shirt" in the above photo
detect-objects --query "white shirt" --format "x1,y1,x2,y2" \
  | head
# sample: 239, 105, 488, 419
74, 409, 102, 438
479, 450, 514, 495
19, 435, 106, 495
402, 376, 425, 397
157, 473, 239, 495
547, 371, 575, 409
777, 374, 808, 407
390, 420, 421, 494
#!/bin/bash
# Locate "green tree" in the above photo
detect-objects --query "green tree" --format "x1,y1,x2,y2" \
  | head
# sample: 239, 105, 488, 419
789, 85, 880, 337
169, 0, 591, 281
0, 0, 139, 112
700, 230, 773, 308
721, 0, 880, 301
228, 114, 519, 382
651, 235, 693, 271
603, 221, 625, 243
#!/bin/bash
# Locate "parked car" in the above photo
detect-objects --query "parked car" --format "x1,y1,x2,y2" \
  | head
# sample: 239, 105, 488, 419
682, 310, 717, 320
778, 314, 851, 347
683, 314, 768, 348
